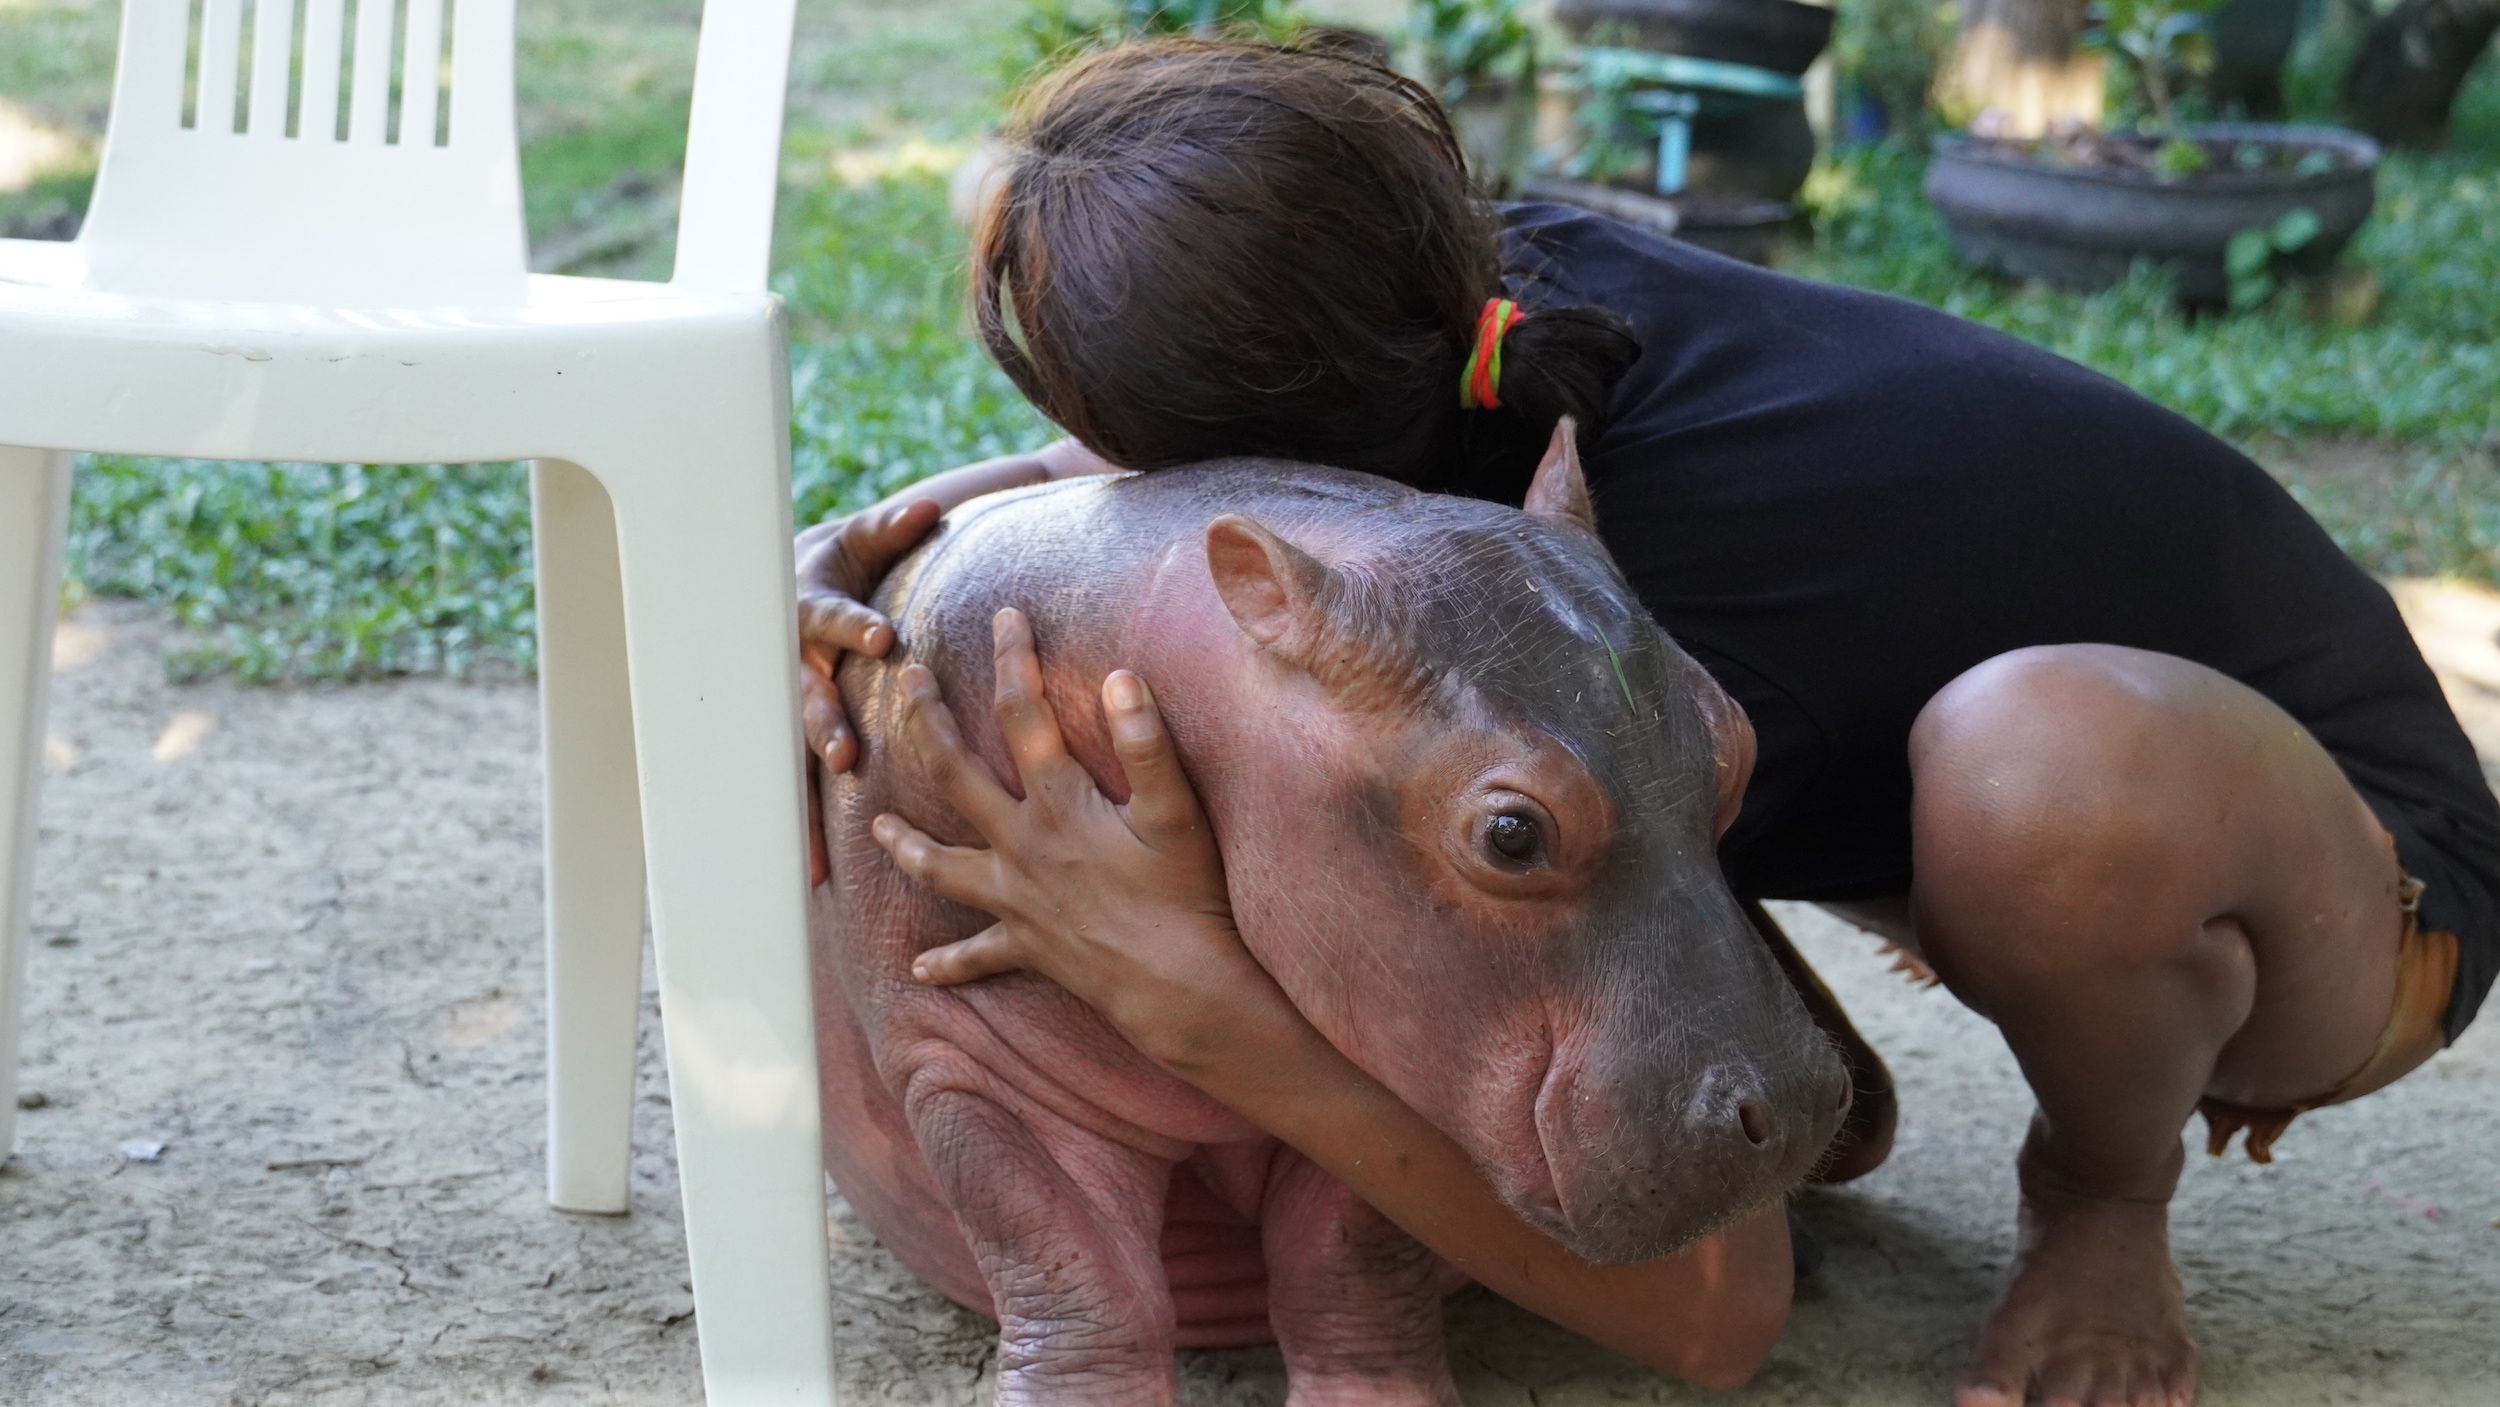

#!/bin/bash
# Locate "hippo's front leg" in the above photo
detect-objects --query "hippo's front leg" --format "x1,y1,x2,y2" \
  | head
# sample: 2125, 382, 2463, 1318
900, 1053, 1179, 1405
1262, 1153, 1462, 1407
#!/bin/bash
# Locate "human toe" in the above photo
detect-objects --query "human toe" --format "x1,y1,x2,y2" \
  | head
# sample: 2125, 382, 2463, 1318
1952, 1364, 2024, 1407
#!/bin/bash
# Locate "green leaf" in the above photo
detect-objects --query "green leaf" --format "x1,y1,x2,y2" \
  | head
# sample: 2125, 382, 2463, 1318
2271, 205, 2323, 253
2226, 226, 2275, 277
2154, 137, 2209, 176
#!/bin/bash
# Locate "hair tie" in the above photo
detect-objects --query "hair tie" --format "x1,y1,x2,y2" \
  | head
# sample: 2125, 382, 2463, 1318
1460, 297, 1524, 410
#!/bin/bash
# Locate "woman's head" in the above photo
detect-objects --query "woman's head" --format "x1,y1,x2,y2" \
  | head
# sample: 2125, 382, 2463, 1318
974, 39, 1639, 501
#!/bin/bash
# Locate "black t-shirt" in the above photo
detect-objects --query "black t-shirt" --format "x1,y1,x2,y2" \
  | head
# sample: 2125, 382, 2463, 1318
1500, 203, 2499, 1038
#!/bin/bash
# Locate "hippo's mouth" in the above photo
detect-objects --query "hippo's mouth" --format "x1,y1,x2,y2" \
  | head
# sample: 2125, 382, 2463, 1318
1512, 1025, 1570, 1233
1520, 1028, 1773, 1266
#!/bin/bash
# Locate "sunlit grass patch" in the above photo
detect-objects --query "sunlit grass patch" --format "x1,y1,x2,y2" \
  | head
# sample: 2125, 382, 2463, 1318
25, 0, 1038, 682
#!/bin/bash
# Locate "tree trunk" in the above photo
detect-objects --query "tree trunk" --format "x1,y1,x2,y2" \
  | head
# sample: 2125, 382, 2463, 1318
1942, 0, 2106, 136
2343, 0, 2500, 149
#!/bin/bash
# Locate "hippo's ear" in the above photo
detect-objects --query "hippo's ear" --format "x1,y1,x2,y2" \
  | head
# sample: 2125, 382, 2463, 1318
1206, 515, 1335, 656
1524, 417, 1600, 543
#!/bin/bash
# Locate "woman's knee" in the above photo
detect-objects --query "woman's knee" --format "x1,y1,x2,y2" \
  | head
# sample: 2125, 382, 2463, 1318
1913, 646, 2221, 850
1907, 646, 2251, 970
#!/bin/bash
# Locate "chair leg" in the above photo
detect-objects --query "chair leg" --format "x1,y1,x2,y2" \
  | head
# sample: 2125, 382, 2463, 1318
590, 436, 836, 1405
532, 459, 648, 1215
0, 447, 71, 1161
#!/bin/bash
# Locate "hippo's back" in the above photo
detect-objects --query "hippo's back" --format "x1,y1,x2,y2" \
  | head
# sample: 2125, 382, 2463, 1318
867, 463, 1423, 668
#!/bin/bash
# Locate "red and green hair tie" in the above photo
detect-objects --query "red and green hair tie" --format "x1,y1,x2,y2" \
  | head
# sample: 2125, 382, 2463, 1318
1460, 297, 1524, 410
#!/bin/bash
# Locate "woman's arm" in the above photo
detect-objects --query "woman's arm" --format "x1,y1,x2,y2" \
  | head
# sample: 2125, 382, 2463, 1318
869, 609, 1794, 1390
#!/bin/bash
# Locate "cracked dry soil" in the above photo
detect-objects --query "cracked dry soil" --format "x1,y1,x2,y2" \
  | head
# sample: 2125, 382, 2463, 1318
2, 599, 2495, 1405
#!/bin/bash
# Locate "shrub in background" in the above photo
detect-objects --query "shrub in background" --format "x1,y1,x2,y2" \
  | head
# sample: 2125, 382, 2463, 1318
1833, 0, 1957, 142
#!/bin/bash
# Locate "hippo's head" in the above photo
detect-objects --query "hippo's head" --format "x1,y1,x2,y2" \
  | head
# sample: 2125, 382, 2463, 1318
1188, 427, 1848, 1264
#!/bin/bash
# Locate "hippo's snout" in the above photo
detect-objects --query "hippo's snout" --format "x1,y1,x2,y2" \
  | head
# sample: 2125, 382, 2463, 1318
1530, 1034, 1850, 1265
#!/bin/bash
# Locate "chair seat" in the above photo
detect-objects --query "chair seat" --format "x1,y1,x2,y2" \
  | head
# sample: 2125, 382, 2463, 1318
0, 244, 782, 467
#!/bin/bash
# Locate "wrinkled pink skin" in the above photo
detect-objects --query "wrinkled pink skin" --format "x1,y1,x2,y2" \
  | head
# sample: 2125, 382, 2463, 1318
812, 464, 1845, 1404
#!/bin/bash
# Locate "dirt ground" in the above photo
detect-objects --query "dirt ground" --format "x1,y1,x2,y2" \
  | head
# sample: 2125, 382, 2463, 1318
3, 594, 2496, 1405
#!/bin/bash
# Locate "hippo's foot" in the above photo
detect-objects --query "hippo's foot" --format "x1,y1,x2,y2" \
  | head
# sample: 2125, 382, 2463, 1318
902, 1074, 1183, 1406
1955, 1184, 2198, 1407
1263, 1156, 1463, 1407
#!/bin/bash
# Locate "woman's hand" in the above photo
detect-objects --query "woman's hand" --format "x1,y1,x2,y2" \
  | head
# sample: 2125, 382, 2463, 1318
798, 498, 942, 888
798, 440, 1121, 775
797, 501, 937, 774
870, 608, 1293, 1075
797, 440, 1121, 886
797, 499, 944, 775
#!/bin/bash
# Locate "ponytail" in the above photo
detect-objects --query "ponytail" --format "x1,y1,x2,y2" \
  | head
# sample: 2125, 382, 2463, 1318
1446, 303, 1641, 502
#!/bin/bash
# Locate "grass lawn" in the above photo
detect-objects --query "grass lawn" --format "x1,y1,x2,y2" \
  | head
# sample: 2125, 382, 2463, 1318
3, 0, 2496, 678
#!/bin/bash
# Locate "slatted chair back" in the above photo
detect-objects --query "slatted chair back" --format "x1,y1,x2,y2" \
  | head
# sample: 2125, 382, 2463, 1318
78, 0, 524, 303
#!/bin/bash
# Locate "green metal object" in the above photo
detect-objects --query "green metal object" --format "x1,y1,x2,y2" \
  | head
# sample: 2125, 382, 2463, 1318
1573, 45, 1803, 195
1575, 45, 1804, 100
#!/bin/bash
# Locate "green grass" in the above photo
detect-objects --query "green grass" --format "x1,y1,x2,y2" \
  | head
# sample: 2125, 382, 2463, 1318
1785, 60, 2500, 582
60, 163, 1041, 682
780, 165, 1053, 525
68, 460, 539, 681
2270, 442, 2500, 584
0, 160, 94, 241
0, 2, 118, 125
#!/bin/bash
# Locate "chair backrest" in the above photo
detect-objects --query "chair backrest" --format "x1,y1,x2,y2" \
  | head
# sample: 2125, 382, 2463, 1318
675, 0, 797, 293
80, 0, 527, 304
77, 0, 796, 305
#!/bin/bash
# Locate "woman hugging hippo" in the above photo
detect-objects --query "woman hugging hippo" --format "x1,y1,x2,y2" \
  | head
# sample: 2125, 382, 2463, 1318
792, 38, 2499, 1407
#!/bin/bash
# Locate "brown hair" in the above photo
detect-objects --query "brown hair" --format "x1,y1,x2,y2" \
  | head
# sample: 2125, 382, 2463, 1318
973, 39, 1640, 502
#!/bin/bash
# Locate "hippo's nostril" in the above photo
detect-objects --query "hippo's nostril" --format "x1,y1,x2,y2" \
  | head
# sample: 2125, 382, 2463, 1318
1737, 1101, 1772, 1148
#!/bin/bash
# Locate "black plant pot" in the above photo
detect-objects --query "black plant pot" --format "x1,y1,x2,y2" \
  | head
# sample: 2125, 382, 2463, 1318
1551, 0, 1833, 76
1924, 124, 2381, 305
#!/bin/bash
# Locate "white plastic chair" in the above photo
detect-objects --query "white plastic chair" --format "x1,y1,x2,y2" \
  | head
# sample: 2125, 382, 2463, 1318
0, 3, 835, 1401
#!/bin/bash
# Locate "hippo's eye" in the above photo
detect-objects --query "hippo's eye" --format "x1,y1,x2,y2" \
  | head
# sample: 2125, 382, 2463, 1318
1484, 811, 1547, 868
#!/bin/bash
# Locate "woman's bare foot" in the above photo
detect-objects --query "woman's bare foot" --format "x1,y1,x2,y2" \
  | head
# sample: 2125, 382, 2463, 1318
1956, 1177, 2198, 1407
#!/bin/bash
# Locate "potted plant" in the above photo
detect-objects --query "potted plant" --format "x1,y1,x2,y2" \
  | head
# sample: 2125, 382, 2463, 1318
1412, 0, 1542, 194
1923, 0, 2382, 307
